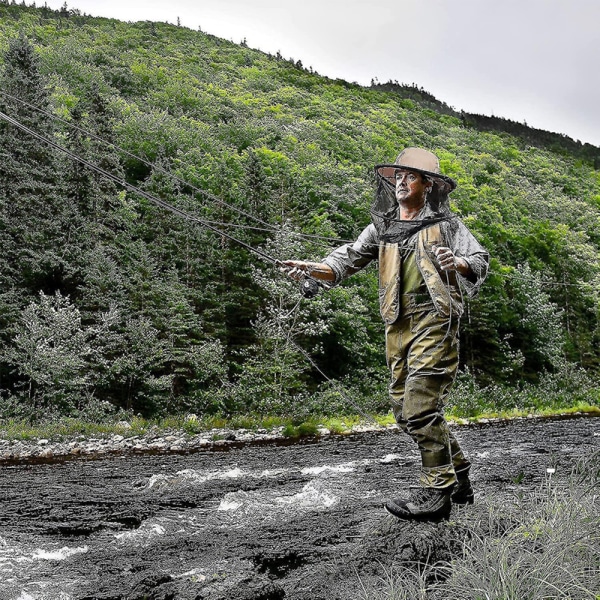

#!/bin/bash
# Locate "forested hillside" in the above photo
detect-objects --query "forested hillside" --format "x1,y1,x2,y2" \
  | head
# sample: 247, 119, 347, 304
0, 3, 599, 423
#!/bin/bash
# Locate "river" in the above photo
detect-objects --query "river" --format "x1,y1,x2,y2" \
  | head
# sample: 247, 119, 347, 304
0, 415, 598, 599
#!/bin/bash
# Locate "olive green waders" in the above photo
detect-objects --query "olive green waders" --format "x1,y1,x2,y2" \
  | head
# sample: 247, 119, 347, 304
386, 301, 470, 489
380, 232, 471, 490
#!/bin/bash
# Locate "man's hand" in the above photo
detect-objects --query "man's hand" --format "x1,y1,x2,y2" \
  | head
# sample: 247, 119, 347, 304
280, 260, 335, 282
280, 260, 309, 281
433, 246, 471, 276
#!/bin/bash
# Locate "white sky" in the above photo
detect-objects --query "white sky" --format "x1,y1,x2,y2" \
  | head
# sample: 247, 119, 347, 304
38, 0, 600, 147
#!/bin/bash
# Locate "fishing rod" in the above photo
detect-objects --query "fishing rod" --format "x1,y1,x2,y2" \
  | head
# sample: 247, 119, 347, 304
0, 107, 327, 298
0, 106, 396, 428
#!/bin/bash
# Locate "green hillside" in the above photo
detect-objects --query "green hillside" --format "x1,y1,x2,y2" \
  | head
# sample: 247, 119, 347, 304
0, 3, 599, 423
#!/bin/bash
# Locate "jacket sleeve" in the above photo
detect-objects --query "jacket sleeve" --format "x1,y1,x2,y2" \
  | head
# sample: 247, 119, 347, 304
322, 224, 379, 285
444, 219, 489, 296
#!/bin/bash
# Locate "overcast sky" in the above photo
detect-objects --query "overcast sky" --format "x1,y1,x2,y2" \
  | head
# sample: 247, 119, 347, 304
38, 0, 600, 147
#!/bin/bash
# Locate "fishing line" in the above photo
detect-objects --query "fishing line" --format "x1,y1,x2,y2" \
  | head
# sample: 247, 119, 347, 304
0, 90, 355, 247
0, 107, 282, 268
0, 105, 340, 304
0, 89, 277, 230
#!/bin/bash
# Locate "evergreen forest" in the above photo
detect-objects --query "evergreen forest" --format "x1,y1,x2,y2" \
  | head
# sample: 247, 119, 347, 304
0, 2, 599, 425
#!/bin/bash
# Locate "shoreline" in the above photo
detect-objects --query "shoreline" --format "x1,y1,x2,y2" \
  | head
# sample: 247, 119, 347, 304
1, 411, 597, 464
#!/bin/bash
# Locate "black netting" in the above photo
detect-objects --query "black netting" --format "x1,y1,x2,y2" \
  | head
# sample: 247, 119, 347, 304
370, 169, 455, 244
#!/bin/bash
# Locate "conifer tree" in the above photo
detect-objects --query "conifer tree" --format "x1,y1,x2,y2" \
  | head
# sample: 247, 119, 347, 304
0, 35, 65, 293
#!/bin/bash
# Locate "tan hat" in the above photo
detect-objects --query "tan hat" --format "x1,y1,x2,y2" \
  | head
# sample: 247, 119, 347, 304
375, 147, 456, 191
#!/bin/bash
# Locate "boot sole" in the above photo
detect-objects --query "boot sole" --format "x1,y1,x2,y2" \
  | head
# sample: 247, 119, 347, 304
384, 503, 451, 522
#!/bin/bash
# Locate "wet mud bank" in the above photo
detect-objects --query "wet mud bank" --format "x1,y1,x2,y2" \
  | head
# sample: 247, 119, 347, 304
0, 416, 598, 599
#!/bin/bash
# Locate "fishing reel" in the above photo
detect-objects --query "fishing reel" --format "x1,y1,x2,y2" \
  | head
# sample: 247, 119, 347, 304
300, 276, 321, 299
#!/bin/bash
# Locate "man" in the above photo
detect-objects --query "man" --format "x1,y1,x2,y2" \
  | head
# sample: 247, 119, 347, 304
282, 148, 489, 521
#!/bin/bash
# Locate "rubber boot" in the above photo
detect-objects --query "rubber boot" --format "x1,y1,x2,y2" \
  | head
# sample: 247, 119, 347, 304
451, 476, 474, 505
384, 486, 452, 521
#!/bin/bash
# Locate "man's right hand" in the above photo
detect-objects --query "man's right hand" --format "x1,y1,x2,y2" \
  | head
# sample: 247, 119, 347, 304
280, 260, 309, 281
280, 261, 335, 282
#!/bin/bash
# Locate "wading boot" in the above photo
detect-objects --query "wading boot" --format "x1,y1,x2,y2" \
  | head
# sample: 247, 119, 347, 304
384, 486, 452, 521
451, 476, 474, 505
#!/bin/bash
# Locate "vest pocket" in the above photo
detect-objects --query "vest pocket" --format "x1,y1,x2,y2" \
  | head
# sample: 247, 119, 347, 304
379, 243, 402, 324
379, 279, 400, 324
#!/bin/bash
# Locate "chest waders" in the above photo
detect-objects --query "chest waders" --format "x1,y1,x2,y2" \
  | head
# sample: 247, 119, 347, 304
379, 224, 471, 489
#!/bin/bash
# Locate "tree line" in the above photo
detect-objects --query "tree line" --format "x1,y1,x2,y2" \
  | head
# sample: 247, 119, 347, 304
0, 4, 598, 423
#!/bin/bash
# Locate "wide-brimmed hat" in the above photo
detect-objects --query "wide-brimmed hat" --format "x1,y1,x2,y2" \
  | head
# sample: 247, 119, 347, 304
375, 147, 456, 192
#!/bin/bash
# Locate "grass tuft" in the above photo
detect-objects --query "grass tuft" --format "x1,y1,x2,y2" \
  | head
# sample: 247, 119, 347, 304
360, 451, 600, 599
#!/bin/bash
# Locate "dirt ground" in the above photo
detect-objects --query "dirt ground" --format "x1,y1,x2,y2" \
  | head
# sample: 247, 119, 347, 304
0, 415, 598, 600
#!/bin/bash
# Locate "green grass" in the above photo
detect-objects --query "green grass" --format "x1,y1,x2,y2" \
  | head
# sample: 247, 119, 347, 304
359, 452, 600, 600
0, 401, 598, 443
282, 420, 320, 438
447, 402, 600, 423
436, 456, 600, 599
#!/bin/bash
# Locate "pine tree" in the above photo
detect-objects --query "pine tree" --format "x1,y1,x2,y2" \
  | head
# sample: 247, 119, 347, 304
0, 35, 65, 294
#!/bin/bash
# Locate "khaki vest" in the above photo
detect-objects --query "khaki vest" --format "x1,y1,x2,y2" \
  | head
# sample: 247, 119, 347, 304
378, 223, 464, 324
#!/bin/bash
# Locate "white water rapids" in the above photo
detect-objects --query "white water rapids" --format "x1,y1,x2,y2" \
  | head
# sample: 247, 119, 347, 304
0, 451, 412, 599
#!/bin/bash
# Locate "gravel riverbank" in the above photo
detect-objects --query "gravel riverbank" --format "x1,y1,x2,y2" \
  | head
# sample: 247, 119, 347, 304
0, 412, 593, 463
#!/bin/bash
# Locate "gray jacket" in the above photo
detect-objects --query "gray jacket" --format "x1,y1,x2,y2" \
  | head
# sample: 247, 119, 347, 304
323, 215, 489, 321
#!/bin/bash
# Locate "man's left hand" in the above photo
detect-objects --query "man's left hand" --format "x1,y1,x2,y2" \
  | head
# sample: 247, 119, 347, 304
433, 246, 470, 275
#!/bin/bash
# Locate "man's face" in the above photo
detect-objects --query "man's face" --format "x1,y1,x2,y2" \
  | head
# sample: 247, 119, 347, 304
395, 169, 429, 204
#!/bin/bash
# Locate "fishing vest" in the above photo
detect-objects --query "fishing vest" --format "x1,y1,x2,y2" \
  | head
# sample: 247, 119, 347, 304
378, 223, 464, 324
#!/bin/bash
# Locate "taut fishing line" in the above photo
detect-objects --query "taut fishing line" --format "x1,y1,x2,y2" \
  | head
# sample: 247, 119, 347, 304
0, 103, 383, 424
0, 89, 354, 247
0, 107, 281, 267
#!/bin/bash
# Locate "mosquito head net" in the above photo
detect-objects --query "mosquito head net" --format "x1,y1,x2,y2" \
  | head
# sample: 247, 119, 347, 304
371, 148, 456, 243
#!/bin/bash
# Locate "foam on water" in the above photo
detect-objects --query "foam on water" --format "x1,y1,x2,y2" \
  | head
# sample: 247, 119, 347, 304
13, 592, 72, 600
147, 467, 245, 489
217, 481, 338, 514
115, 522, 167, 543
301, 464, 355, 475
0, 537, 88, 573
380, 453, 404, 463
275, 482, 338, 508
0, 537, 84, 600
145, 454, 418, 492
172, 567, 207, 581
31, 546, 88, 561
218, 495, 246, 511
144, 451, 410, 492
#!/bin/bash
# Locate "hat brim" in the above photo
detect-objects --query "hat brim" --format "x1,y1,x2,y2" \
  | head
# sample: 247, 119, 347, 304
374, 164, 456, 192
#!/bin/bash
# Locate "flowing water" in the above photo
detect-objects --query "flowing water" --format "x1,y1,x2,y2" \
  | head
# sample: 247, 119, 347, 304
0, 416, 598, 599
